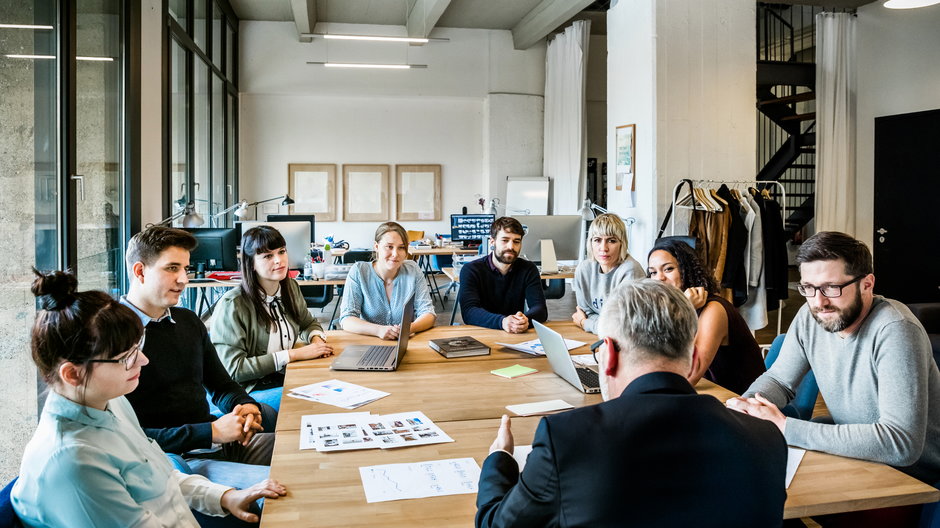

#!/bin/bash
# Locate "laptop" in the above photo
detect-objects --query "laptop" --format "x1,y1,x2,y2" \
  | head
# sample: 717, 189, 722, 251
533, 320, 600, 394
331, 294, 414, 371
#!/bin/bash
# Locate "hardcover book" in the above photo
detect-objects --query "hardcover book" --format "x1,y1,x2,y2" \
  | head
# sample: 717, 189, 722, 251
429, 336, 491, 359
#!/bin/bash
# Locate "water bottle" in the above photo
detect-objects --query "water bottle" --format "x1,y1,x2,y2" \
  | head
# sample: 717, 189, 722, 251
303, 254, 314, 280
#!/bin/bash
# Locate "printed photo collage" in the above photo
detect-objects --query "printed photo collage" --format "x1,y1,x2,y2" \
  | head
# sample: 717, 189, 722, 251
301, 411, 454, 453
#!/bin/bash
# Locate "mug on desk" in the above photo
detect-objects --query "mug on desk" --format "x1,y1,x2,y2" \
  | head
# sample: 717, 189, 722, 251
312, 262, 327, 279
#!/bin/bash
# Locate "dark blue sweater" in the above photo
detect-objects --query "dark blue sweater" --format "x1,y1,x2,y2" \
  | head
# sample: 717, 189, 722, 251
458, 255, 548, 330
124, 307, 257, 454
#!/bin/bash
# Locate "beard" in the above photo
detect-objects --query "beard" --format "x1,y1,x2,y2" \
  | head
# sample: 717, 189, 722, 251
810, 288, 863, 333
494, 249, 518, 265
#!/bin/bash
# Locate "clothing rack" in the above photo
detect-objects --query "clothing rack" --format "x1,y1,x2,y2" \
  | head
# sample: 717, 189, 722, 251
669, 179, 787, 336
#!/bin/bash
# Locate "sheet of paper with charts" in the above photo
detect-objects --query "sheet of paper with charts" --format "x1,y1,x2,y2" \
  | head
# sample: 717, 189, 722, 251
300, 411, 454, 452
496, 338, 586, 355
359, 458, 482, 503
288, 379, 390, 409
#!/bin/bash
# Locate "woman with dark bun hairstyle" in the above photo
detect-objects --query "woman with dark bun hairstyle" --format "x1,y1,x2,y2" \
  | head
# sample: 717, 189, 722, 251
647, 239, 766, 394
11, 269, 286, 528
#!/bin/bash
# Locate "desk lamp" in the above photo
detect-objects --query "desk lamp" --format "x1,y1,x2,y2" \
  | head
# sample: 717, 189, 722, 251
158, 201, 205, 228
213, 195, 295, 224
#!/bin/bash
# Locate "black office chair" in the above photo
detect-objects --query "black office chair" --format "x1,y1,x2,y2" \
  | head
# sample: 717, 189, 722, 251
542, 279, 566, 299
341, 250, 373, 264
906, 303, 940, 368
300, 285, 334, 310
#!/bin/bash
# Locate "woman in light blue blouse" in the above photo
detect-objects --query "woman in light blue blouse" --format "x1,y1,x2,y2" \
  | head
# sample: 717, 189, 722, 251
12, 270, 285, 528
340, 222, 436, 339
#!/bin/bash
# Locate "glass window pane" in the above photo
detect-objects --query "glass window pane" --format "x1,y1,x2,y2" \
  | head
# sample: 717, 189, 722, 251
193, 0, 207, 53
75, 0, 124, 294
211, 74, 224, 222
170, 38, 188, 223
168, 0, 187, 29
227, 91, 236, 227
212, 1, 222, 68
193, 59, 210, 221
226, 23, 234, 79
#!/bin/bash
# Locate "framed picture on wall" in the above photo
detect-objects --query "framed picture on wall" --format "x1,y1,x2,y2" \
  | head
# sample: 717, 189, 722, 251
615, 124, 635, 192
288, 163, 337, 221
395, 164, 441, 221
342, 164, 391, 221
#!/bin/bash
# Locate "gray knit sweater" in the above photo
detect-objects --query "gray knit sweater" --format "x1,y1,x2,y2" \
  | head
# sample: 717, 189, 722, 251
744, 296, 940, 484
573, 255, 645, 334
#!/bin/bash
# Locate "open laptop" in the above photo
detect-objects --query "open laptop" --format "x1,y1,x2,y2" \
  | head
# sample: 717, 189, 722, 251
331, 294, 414, 371
533, 320, 600, 394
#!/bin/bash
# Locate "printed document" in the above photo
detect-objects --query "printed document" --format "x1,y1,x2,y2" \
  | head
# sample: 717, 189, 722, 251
288, 379, 389, 409
495, 338, 586, 356
359, 458, 481, 503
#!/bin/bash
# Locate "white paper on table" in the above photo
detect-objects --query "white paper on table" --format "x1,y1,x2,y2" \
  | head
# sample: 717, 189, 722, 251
359, 458, 481, 503
786, 447, 806, 488
570, 354, 598, 367
513, 445, 533, 473
288, 379, 390, 409
366, 411, 455, 449
495, 338, 586, 356
299, 412, 373, 451
505, 400, 574, 416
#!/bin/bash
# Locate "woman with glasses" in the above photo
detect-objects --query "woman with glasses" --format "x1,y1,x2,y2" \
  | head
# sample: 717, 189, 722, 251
11, 269, 286, 527
211, 226, 333, 413
571, 214, 645, 333
646, 239, 765, 394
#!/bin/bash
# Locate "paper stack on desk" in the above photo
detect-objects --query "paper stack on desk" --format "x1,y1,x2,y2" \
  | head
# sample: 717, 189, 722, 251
496, 338, 586, 356
300, 411, 454, 452
288, 379, 389, 409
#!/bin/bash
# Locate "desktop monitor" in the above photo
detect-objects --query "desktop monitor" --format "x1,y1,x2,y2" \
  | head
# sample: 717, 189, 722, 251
184, 228, 240, 271
237, 221, 311, 270
515, 215, 582, 262
451, 214, 495, 244
266, 214, 315, 243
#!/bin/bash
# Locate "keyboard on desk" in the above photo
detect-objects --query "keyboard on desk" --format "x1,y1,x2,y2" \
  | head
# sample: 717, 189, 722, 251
358, 345, 396, 367
577, 367, 599, 388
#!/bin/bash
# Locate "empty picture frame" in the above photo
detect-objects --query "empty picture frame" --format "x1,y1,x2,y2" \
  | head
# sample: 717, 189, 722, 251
396, 164, 441, 221
289, 163, 337, 221
343, 164, 391, 221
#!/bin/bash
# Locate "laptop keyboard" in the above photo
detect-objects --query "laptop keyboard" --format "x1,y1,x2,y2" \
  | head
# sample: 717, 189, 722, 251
358, 345, 395, 367
577, 367, 599, 388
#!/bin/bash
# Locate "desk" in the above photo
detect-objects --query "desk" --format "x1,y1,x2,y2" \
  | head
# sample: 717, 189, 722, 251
185, 278, 346, 321
409, 247, 479, 311
440, 267, 576, 325
262, 325, 940, 527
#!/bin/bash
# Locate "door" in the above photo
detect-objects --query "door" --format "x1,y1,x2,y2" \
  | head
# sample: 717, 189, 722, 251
873, 108, 940, 304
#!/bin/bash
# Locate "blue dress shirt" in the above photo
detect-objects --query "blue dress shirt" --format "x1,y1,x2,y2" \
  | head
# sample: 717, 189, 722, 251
339, 260, 435, 325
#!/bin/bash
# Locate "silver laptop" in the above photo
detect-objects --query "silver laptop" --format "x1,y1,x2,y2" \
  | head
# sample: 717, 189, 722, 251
533, 320, 600, 394
331, 294, 414, 371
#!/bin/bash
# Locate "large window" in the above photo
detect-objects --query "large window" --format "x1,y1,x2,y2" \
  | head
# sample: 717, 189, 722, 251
166, 0, 238, 228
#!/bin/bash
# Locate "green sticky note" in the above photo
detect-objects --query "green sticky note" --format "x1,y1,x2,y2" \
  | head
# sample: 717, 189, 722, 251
490, 364, 538, 379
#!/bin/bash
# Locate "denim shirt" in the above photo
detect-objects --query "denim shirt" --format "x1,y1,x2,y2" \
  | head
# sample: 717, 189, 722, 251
12, 392, 229, 527
339, 260, 435, 325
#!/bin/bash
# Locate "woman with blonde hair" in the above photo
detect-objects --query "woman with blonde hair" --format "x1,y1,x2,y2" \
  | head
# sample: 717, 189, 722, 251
572, 213, 645, 333
340, 222, 436, 339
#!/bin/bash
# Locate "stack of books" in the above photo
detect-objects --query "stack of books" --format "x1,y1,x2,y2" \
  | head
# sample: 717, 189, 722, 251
429, 336, 490, 359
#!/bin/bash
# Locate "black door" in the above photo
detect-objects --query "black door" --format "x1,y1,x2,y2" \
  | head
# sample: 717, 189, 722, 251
873, 108, 940, 304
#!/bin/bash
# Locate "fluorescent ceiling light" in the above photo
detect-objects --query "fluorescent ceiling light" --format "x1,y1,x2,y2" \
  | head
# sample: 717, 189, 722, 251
308, 61, 427, 69
4, 54, 114, 61
77, 56, 114, 62
884, 0, 940, 7
301, 33, 448, 44
0, 24, 54, 30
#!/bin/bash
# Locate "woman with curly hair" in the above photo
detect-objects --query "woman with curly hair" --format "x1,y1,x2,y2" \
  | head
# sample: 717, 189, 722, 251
646, 239, 765, 394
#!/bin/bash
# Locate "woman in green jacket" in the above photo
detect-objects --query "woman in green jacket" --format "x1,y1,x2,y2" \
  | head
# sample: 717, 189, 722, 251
211, 226, 333, 411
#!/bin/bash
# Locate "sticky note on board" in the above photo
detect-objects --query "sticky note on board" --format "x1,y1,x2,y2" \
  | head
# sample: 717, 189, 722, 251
491, 364, 538, 379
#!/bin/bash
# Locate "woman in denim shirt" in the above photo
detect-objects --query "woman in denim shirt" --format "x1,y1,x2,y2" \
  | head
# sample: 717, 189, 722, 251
340, 222, 436, 339
12, 270, 285, 528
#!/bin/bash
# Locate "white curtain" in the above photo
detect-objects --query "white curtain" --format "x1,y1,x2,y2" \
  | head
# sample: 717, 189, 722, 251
815, 13, 857, 234
544, 19, 590, 215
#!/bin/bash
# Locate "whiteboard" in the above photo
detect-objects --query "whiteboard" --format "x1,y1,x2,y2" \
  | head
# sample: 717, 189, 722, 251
505, 177, 549, 215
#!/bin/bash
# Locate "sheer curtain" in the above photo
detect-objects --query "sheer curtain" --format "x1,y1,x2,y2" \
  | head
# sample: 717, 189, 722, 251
544, 19, 590, 215
815, 12, 857, 234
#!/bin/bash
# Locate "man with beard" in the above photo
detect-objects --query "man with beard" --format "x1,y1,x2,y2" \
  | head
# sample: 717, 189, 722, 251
728, 232, 940, 494
458, 216, 547, 332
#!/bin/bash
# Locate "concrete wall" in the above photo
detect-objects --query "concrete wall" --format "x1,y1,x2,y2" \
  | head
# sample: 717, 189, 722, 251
238, 22, 546, 246
855, 3, 940, 247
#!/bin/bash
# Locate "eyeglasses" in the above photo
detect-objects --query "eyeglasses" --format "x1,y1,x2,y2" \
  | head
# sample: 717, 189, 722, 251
591, 339, 605, 364
797, 276, 864, 298
88, 332, 145, 371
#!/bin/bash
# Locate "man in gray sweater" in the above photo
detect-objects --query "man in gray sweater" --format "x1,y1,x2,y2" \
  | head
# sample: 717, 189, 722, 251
727, 232, 940, 489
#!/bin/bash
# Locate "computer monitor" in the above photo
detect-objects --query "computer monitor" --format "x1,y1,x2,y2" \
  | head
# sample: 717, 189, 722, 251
184, 228, 240, 271
515, 215, 582, 262
266, 214, 315, 243
451, 214, 495, 245
237, 221, 311, 270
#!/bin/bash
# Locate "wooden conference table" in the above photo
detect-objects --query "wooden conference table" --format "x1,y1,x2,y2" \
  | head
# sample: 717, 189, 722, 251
261, 323, 939, 527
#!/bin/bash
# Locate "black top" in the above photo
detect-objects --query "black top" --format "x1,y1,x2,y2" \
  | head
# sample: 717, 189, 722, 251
458, 255, 548, 330
124, 307, 257, 454
476, 371, 788, 528
701, 295, 767, 394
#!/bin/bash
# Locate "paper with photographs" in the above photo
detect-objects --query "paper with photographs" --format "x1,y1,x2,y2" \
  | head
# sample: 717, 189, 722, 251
299, 411, 453, 452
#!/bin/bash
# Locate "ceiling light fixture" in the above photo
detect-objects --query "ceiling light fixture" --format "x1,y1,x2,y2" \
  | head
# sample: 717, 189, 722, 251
884, 0, 940, 7
0, 23, 54, 30
308, 61, 427, 69
301, 33, 448, 44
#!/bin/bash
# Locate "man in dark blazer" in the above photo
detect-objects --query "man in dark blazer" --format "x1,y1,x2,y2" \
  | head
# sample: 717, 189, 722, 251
475, 279, 788, 528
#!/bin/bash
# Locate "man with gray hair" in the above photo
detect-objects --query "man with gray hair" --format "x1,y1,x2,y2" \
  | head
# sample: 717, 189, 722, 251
475, 279, 788, 528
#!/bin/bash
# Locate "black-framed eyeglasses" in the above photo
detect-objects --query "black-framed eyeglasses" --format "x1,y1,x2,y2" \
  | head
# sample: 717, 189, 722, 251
88, 332, 145, 371
591, 339, 604, 364
797, 275, 864, 298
